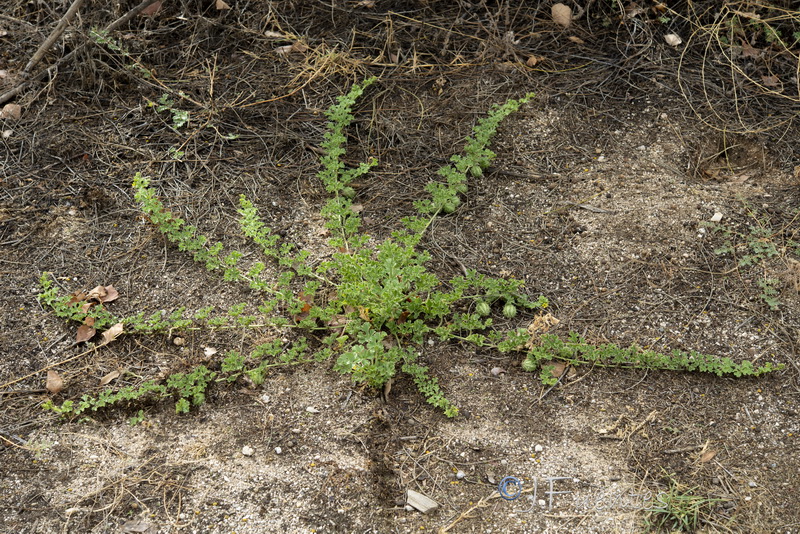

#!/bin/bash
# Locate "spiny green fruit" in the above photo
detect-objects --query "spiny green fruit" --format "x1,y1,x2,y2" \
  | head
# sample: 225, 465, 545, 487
454, 183, 468, 194
476, 301, 491, 316
502, 303, 517, 318
470, 166, 483, 177
341, 186, 356, 199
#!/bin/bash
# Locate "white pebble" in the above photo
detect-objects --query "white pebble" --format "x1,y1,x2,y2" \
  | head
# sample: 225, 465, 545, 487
275, 447, 282, 454
241, 445, 254, 456
534, 444, 544, 453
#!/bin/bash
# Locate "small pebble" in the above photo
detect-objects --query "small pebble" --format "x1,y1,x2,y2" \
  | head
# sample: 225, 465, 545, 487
534, 444, 544, 453
173, 337, 184, 346
275, 447, 282, 455
241, 445, 254, 456
456, 470, 466, 480
306, 406, 320, 413
748, 481, 757, 488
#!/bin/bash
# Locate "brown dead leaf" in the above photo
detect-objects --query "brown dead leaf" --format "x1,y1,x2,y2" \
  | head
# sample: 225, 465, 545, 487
293, 293, 313, 322
46, 370, 64, 394
349, 203, 364, 214
87, 285, 107, 302
0, 103, 22, 120
740, 40, 761, 59
526, 55, 545, 67
140, 0, 162, 16
568, 36, 586, 45
276, 41, 309, 55
625, 1, 645, 18
120, 519, 158, 534
264, 31, 285, 39
761, 75, 781, 88
541, 360, 567, 379
215, 0, 230, 10
83, 316, 96, 327
101, 285, 119, 303
99, 369, 121, 387
525, 313, 561, 350
699, 449, 717, 463
781, 258, 800, 292
551, 3, 572, 28
358, 306, 371, 322
327, 314, 349, 335
101, 322, 124, 345
356, 0, 376, 7
76, 324, 96, 343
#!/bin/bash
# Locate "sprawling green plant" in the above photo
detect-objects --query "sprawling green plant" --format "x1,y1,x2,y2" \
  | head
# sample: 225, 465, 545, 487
523, 333, 781, 386
42, 79, 545, 418
39, 78, 782, 420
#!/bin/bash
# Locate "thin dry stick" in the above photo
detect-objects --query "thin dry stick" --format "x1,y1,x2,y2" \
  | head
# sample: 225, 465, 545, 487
21, 0, 88, 77
0, 0, 161, 106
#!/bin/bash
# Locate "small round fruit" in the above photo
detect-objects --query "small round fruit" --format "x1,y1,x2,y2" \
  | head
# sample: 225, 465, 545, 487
470, 166, 483, 177
341, 186, 356, 199
502, 303, 517, 318
476, 301, 491, 317
454, 183, 468, 194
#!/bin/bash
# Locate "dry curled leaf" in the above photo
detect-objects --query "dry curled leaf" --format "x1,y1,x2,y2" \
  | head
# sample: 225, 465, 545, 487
101, 322, 124, 345
140, 0, 162, 16
215, 0, 230, 10
99, 369, 121, 386
568, 35, 585, 45
740, 40, 761, 58
101, 285, 119, 303
76, 324, 96, 343
275, 41, 309, 55
0, 103, 22, 120
761, 75, 780, 88
46, 370, 64, 394
699, 449, 717, 463
542, 360, 567, 379
664, 33, 682, 46
526, 55, 545, 67
551, 3, 572, 28
525, 313, 561, 350
120, 519, 158, 534
86, 285, 107, 302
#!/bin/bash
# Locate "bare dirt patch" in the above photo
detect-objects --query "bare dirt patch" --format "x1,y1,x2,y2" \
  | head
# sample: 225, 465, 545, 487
2, 2, 799, 533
